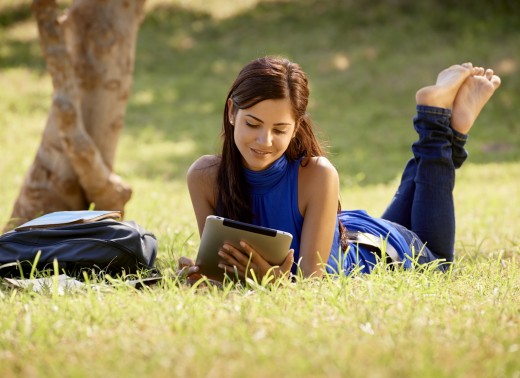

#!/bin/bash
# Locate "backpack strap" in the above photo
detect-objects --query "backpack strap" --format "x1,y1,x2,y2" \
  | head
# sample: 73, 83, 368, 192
347, 231, 401, 263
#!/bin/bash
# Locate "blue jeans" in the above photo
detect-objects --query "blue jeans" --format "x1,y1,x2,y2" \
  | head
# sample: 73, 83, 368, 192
381, 105, 468, 265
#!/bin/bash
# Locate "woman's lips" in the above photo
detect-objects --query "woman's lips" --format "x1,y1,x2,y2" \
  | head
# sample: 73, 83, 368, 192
251, 148, 271, 156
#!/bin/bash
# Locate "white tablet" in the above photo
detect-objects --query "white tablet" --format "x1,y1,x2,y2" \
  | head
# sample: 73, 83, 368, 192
195, 215, 293, 281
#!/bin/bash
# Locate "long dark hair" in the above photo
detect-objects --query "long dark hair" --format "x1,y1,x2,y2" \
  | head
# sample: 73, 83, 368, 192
217, 56, 348, 250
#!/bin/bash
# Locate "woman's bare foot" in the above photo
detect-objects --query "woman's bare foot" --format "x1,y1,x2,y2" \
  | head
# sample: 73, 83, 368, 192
451, 68, 501, 135
416, 63, 476, 109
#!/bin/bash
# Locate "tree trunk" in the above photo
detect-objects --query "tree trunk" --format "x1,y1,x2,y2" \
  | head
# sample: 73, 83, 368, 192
4, 0, 145, 231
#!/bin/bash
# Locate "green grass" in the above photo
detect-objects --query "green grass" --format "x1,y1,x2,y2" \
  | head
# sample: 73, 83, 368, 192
0, 1, 519, 377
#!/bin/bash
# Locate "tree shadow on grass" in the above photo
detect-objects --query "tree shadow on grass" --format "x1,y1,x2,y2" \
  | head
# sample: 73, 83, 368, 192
0, 3, 45, 72
0, 3, 32, 28
124, 0, 520, 183
2, 0, 519, 185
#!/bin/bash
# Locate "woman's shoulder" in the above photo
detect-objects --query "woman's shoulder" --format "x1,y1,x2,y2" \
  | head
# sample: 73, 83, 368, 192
299, 156, 339, 195
297, 156, 340, 220
187, 155, 221, 183
189, 154, 221, 169
300, 156, 338, 179
187, 155, 220, 225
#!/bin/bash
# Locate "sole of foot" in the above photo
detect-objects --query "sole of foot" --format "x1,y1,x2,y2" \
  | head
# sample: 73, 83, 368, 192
415, 63, 476, 109
451, 68, 501, 135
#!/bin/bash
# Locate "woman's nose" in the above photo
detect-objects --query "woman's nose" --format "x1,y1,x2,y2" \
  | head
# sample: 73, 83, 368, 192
256, 129, 273, 146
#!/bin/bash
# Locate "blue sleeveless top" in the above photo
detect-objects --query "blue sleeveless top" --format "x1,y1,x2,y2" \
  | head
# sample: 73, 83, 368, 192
243, 155, 413, 275
244, 155, 304, 256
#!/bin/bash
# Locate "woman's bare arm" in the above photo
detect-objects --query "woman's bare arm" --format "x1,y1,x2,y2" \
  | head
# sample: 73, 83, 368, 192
297, 157, 340, 277
186, 155, 220, 236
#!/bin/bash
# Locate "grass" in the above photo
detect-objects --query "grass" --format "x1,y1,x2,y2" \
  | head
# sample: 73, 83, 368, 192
0, 0, 519, 377
1, 262, 519, 377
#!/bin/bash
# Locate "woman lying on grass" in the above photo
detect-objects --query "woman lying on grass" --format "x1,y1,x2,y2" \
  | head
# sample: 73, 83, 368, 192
179, 56, 501, 281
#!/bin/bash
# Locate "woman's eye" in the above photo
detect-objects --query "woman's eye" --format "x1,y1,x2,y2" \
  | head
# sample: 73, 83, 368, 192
274, 129, 287, 135
246, 121, 259, 127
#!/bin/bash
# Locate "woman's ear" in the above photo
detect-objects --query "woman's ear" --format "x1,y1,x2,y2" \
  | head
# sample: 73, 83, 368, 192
227, 98, 235, 125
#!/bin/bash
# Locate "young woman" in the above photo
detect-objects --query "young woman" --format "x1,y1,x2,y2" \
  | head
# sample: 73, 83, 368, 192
179, 56, 501, 281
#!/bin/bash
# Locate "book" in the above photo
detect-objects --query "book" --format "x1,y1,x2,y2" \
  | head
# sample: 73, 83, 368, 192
15, 210, 122, 231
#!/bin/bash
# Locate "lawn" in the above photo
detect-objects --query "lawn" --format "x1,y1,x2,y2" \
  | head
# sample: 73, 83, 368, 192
0, 1, 519, 377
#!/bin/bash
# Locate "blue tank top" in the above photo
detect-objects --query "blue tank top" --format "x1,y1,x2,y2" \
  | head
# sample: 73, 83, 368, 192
244, 155, 304, 256
243, 155, 413, 274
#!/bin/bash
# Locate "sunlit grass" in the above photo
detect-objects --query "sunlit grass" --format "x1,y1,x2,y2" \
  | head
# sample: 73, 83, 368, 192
1, 260, 518, 377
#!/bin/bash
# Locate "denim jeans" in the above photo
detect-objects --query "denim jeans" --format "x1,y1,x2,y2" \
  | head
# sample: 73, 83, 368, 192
381, 105, 468, 265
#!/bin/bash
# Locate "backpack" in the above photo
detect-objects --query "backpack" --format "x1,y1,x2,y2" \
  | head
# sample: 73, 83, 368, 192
0, 211, 158, 277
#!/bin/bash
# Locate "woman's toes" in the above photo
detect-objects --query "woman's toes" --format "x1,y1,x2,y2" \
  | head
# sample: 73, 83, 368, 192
491, 74, 501, 88
474, 67, 485, 76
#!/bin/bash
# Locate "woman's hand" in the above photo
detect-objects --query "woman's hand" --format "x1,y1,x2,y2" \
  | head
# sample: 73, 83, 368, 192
217, 241, 294, 282
176, 256, 224, 287
176, 256, 203, 284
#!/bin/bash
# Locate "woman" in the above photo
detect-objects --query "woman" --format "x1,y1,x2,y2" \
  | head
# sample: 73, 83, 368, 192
180, 56, 501, 281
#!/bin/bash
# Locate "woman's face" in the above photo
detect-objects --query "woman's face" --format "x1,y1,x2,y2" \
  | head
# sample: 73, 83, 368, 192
229, 98, 296, 171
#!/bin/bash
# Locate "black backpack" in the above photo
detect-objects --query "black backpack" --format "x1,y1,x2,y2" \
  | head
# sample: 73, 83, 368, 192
0, 211, 157, 277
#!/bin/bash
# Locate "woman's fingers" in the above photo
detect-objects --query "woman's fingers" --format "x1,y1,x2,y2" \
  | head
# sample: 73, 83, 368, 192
218, 262, 246, 278
239, 241, 266, 265
219, 244, 246, 266
178, 256, 195, 269
176, 256, 202, 281
217, 241, 293, 281
177, 264, 200, 279
218, 244, 246, 277
218, 242, 262, 278
219, 243, 258, 267
280, 250, 295, 271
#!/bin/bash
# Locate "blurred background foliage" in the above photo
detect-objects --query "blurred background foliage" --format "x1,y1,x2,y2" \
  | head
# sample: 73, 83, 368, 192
0, 0, 518, 187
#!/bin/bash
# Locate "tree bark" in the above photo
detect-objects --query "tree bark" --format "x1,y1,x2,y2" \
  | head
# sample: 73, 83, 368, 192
4, 0, 145, 231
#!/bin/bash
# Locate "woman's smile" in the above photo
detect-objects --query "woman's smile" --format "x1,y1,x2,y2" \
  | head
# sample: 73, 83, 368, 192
250, 148, 271, 156
230, 98, 296, 171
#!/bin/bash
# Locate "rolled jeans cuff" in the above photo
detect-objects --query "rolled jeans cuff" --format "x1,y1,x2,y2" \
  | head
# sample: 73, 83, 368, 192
415, 105, 468, 168
416, 105, 452, 117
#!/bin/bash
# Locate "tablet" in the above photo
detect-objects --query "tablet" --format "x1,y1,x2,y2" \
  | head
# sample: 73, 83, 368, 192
195, 215, 293, 281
